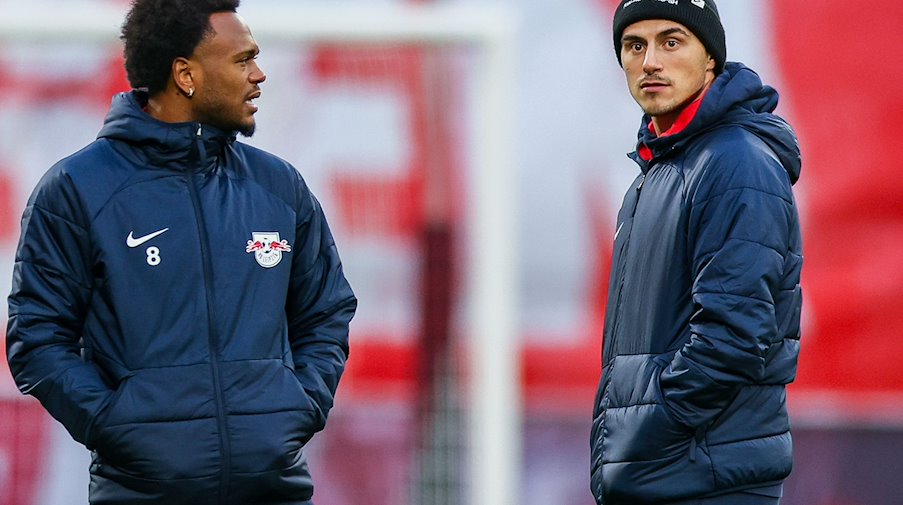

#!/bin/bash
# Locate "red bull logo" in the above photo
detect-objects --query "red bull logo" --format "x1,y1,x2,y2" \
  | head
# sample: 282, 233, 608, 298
246, 232, 292, 268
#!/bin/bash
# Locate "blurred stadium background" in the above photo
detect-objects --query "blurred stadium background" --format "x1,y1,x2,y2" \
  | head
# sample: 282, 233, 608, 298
1, 0, 902, 504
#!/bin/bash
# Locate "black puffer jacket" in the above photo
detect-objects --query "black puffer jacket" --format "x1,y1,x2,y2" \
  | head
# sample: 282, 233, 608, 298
7, 90, 356, 505
590, 63, 803, 504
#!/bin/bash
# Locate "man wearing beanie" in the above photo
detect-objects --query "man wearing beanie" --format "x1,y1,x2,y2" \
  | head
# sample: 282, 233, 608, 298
590, 1, 803, 504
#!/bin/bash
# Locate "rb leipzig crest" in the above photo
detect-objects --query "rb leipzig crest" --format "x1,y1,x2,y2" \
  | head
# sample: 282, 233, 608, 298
246, 232, 292, 268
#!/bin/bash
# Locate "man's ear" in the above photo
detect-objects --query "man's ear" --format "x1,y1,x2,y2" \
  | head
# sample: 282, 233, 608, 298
173, 57, 195, 97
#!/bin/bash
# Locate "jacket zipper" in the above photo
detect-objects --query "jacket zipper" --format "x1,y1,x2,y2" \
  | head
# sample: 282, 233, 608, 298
608, 169, 704, 464
596, 173, 645, 494
188, 124, 231, 504
604, 173, 646, 367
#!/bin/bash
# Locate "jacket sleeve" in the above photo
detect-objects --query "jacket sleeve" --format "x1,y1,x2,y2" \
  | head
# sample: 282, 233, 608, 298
285, 173, 356, 433
6, 168, 112, 446
660, 146, 796, 429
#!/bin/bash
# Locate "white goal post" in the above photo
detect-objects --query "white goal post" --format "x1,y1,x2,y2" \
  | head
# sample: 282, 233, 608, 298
0, 3, 521, 505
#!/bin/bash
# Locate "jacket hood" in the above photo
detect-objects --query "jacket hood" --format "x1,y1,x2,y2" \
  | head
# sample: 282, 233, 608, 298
97, 90, 236, 169
634, 62, 802, 185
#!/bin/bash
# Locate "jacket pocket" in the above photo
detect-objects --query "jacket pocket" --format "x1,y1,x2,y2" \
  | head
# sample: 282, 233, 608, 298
222, 359, 322, 475
282, 362, 322, 417
600, 354, 716, 502
90, 364, 220, 480
602, 354, 692, 462
84, 371, 134, 451
650, 354, 693, 430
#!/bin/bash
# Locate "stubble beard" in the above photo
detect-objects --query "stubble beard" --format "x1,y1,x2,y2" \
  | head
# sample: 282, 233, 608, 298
237, 122, 256, 138
641, 100, 679, 118
196, 92, 256, 137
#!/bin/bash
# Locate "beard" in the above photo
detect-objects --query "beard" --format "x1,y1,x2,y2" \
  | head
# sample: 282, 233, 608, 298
640, 100, 681, 118
237, 122, 256, 138
195, 91, 256, 137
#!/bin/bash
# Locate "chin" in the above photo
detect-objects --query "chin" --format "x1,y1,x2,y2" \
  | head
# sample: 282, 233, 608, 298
237, 122, 256, 138
642, 102, 678, 118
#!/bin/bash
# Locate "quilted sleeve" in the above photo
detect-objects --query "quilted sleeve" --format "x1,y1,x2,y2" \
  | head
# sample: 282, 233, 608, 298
6, 167, 112, 446
660, 141, 797, 429
284, 171, 357, 434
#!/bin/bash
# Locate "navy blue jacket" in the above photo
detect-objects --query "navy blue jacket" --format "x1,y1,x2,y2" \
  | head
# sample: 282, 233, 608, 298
6, 90, 357, 505
590, 63, 803, 504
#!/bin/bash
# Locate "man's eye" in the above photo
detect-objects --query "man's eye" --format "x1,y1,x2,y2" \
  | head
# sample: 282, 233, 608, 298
631, 43, 644, 52
666, 40, 679, 48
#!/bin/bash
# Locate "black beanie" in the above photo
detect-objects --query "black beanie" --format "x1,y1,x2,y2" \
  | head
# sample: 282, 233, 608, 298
612, 0, 726, 74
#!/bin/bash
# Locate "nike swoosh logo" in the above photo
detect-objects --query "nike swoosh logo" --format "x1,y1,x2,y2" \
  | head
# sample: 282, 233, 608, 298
126, 228, 170, 248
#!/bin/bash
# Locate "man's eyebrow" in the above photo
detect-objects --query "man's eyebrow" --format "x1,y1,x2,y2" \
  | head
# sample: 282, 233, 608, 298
658, 27, 691, 39
621, 34, 646, 45
233, 47, 259, 60
622, 26, 692, 45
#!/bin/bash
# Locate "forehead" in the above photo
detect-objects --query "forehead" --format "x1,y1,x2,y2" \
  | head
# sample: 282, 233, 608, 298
197, 12, 257, 56
621, 19, 698, 41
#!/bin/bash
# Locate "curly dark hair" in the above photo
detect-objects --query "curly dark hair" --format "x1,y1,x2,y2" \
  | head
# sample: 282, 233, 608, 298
120, 0, 241, 95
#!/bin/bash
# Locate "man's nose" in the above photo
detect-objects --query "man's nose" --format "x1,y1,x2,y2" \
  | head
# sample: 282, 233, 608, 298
643, 47, 663, 74
251, 62, 266, 83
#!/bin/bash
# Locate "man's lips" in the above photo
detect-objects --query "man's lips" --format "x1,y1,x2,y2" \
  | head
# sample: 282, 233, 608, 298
245, 90, 261, 112
640, 81, 669, 91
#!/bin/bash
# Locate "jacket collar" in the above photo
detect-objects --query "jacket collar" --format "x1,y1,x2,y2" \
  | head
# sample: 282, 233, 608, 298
637, 93, 706, 162
627, 62, 801, 185
97, 90, 236, 171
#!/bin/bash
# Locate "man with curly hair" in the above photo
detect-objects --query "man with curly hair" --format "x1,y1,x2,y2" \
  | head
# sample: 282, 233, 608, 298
6, 1, 356, 504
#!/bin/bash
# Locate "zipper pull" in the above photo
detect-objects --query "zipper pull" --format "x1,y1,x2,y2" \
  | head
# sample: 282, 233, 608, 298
637, 175, 646, 191
194, 124, 208, 173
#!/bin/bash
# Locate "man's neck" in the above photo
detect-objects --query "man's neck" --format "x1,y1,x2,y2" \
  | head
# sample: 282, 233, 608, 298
650, 80, 714, 136
145, 89, 194, 124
